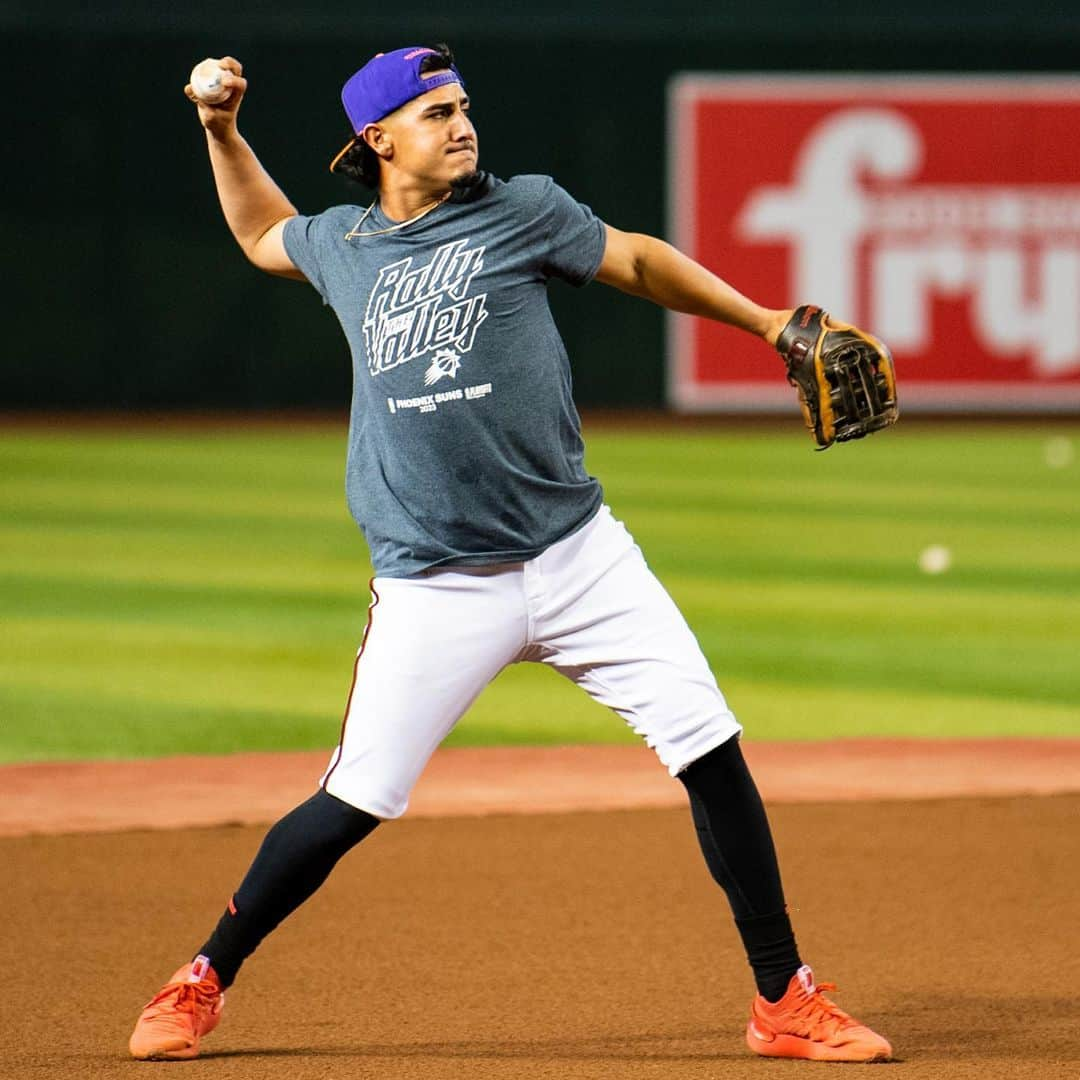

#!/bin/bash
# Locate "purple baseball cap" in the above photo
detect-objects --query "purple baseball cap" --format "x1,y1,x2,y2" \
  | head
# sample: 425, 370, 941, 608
329, 47, 465, 172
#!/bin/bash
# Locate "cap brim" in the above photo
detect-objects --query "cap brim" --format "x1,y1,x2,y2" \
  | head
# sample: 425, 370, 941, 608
329, 135, 359, 174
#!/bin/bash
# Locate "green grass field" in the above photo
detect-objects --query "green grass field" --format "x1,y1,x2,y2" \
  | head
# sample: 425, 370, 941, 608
2, 420, 1077, 763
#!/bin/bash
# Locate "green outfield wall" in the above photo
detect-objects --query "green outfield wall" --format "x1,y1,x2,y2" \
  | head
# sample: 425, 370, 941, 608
4, 3, 1078, 408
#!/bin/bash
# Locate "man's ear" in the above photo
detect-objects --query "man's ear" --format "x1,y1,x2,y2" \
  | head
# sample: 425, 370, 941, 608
362, 123, 392, 160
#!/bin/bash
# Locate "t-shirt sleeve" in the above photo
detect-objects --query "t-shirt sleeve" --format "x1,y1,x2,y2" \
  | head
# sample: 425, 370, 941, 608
540, 180, 607, 288
282, 213, 331, 302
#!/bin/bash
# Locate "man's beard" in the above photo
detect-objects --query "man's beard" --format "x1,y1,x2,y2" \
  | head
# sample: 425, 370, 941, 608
449, 169, 485, 199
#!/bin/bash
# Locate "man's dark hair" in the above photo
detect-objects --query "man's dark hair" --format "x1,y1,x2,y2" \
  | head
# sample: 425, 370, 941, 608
334, 43, 456, 188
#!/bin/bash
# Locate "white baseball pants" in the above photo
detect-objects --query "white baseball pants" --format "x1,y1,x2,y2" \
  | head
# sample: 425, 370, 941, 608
321, 505, 741, 819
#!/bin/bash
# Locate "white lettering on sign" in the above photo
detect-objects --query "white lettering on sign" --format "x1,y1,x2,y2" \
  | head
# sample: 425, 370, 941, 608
737, 109, 1080, 375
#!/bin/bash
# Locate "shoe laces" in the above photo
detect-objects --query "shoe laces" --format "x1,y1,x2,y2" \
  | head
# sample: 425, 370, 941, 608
143, 979, 220, 1020
787, 982, 860, 1041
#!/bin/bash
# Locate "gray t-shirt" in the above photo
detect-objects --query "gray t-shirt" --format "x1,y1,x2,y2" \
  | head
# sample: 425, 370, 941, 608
283, 173, 607, 577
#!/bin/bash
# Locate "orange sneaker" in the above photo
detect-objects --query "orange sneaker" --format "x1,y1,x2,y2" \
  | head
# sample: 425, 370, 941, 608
746, 964, 892, 1062
128, 955, 225, 1060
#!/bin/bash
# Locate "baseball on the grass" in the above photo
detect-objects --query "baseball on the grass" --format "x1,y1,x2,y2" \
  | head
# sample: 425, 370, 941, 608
190, 59, 230, 104
1044, 436, 1075, 469
918, 544, 952, 575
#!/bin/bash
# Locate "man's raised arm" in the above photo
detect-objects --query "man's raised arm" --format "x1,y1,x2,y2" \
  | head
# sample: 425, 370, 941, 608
185, 57, 304, 281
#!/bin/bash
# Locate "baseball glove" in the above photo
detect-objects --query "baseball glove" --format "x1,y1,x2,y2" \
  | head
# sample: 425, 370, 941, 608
775, 305, 898, 450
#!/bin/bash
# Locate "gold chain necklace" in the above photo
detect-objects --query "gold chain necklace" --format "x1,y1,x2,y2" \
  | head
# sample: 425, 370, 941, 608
344, 191, 451, 239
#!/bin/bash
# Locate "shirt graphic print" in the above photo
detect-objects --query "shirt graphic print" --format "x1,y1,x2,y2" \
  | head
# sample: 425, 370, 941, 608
363, 239, 489, 386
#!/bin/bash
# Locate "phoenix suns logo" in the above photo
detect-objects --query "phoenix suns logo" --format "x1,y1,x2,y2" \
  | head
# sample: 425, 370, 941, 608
363, 239, 489, 379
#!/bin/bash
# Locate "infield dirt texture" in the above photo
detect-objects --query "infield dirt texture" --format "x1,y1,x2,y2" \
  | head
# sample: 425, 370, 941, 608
4, 792, 1078, 1078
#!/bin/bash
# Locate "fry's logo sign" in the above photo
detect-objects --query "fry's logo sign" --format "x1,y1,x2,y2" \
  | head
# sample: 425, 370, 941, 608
668, 77, 1080, 411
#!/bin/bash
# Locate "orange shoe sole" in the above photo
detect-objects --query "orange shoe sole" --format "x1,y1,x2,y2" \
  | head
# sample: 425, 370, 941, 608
747, 1021, 892, 1062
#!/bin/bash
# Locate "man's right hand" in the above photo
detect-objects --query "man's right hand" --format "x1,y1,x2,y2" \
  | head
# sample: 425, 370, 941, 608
187, 57, 303, 281
185, 57, 247, 138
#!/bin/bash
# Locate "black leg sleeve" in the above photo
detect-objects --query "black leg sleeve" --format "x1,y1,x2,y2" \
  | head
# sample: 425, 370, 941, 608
678, 736, 802, 1001
197, 788, 380, 987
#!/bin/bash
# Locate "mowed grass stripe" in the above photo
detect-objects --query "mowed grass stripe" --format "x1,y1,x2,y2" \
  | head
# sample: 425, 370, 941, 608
1, 422, 1077, 762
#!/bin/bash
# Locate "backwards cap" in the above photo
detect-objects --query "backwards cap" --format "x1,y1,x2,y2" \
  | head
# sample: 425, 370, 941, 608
329, 47, 465, 173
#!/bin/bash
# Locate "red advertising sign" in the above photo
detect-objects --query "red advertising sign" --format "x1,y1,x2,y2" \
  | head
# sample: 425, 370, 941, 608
668, 76, 1080, 411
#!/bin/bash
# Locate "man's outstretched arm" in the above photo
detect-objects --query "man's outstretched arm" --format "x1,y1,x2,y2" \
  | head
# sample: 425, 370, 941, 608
595, 224, 791, 346
186, 57, 303, 280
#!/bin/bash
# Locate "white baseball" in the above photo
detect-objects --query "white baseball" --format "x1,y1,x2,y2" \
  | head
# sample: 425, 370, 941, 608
190, 59, 230, 104
1044, 436, 1074, 469
918, 544, 952, 575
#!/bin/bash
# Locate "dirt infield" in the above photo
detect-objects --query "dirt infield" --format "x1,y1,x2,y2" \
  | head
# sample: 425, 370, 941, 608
4, 796, 1078, 1079
3, 741, 1079, 1079
5, 738, 1080, 836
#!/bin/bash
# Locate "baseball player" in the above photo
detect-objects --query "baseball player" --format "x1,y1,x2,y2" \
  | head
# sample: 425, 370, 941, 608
129, 45, 893, 1063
